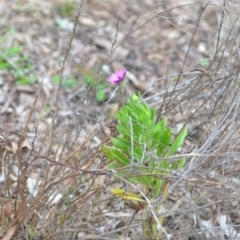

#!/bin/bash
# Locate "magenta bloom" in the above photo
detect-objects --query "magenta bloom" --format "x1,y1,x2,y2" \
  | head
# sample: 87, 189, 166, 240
107, 69, 126, 85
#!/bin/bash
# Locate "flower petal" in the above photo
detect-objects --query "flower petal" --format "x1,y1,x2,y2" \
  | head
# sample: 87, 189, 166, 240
108, 69, 126, 85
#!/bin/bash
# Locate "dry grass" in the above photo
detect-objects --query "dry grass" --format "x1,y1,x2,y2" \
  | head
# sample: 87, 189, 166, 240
0, 0, 240, 239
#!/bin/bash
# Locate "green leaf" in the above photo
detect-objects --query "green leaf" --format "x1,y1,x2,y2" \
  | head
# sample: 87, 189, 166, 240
108, 162, 119, 169
152, 179, 163, 198
150, 108, 156, 122
159, 117, 167, 129
166, 127, 187, 157
57, 215, 63, 226
96, 90, 105, 101
6, 46, 22, 55
117, 111, 129, 124
158, 159, 170, 171
199, 58, 210, 67
130, 111, 140, 121
85, 74, 94, 84
62, 78, 78, 88
132, 123, 143, 137
150, 129, 161, 150
111, 138, 130, 152
28, 229, 35, 240
177, 158, 185, 169
16, 76, 36, 85
102, 145, 115, 161
156, 128, 171, 156
133, 146, 143, 160
52, 76, 78, 89
0, 62, 10, 69
103, 146, 129, 166
116, 125, 129, 136
52, 74, 61, 84
170, 161, 178, 170
131, 174, 153, 188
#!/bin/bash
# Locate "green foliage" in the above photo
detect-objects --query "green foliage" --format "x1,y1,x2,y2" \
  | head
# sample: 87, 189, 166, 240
64, 197, 71, 207
56, 0, 76, 17
28, 229, 35, 240
84, 74, 108, 102
24, 224, 35, 240
57, 215, 63, 226
0, 44, 36, 85
52, 71, 107, 102
199, 58, 210, 67
52, 74, 78, 89
96, 90, 105, 102
103, 94, 187, 199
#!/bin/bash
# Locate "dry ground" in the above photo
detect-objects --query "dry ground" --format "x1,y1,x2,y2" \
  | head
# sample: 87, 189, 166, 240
0, 0, 240, 239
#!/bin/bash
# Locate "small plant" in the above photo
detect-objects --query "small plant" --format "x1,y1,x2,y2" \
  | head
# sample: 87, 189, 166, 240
0, 44, 36, 85
85, 74, 108, 102
103, 94, 187, 200
55, 0, 76, 18
199, 58, 210, 67
27, 227, 35, 240
103, 92, 187, 237
52, 74, 79, 89
57, 215, 63, 226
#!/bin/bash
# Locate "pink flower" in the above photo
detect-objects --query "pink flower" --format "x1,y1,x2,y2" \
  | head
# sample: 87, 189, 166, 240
107, 69, 126, 85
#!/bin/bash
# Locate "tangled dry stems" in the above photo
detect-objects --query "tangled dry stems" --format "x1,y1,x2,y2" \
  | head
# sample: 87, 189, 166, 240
0, 1, 240, 239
